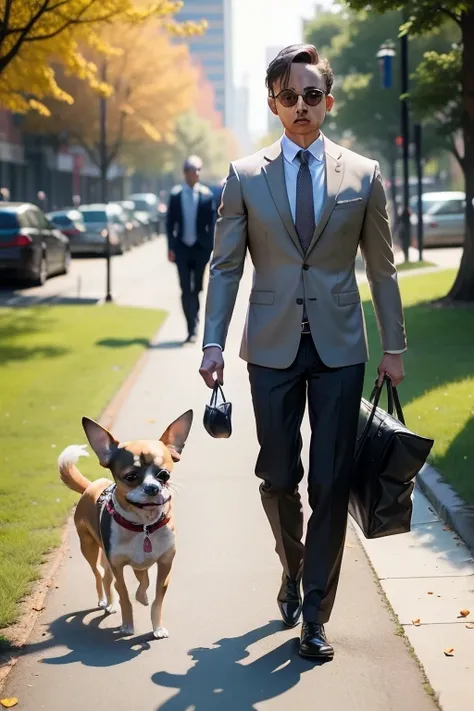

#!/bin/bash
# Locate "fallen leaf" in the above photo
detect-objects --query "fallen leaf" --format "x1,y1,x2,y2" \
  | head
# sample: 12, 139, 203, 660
427, 591, 434, 595
444, 648, 455, 656
412, 618, 421, 626
1, 699, 18, 708
32, 605, 44, 612
147, 418, 156, 423
465, 623, 474, 630
459, 609, 470, 618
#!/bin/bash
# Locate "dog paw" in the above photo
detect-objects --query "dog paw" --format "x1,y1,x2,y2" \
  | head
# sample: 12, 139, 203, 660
153, 626, 169, 639
98, 599, 108, 609
136, 589, 149, 606
120, 624, 134, 636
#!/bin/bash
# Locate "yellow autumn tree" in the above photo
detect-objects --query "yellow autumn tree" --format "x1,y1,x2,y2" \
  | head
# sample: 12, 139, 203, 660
27, 20, 198, 180
0, 0, 204, 114
123, 110, 239, 182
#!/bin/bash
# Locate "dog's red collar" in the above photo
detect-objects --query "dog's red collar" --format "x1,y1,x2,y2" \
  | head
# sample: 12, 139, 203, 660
105, 499, 170, 553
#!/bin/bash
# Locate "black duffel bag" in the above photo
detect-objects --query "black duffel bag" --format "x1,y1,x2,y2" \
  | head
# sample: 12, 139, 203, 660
349, 376, 434, 539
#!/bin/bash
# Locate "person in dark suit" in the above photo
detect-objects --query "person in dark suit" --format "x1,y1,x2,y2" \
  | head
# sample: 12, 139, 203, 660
167, 156, 216, 343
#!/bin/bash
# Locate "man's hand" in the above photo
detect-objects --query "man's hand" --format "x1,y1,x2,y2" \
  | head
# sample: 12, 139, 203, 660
168, 250, 175, 263
377, 353, 405, 387
199, 346, 224, 388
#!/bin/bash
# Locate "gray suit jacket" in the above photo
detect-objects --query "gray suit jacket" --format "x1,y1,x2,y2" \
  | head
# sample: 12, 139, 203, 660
203, 135, 407, 369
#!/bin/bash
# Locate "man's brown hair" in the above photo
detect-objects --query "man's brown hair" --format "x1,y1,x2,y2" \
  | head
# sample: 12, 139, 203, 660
266, 44, 334, 96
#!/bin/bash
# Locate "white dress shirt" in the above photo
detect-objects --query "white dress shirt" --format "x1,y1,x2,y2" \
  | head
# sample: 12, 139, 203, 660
181, 183, 199, 247
204, 133, 404, 355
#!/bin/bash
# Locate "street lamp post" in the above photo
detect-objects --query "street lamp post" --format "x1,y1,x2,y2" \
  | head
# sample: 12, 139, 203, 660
400, 18, 410, 263
99, 58, 112, 303
414, 122, 424, 261
376, 39, 396, 89
376, 41, 398, 230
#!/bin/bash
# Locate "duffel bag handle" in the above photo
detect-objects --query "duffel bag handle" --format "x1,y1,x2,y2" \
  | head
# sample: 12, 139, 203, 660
357, 376, 406, 455
369, 376, 405, 425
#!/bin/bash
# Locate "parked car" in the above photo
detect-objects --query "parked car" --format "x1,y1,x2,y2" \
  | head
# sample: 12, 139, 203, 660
0, 202, 70, 285
78, 204, 127, 255
128, 193, 159, 234
410, 191, 466, 247
113, 201, 146, 247
47, 208, 93, 256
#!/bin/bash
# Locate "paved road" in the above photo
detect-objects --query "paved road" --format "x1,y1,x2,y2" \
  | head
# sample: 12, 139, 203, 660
0, 237, 462, 308
1, 238, 437, 710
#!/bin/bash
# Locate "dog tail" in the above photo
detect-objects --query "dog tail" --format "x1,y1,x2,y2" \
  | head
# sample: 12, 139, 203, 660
58, 445, 91, 495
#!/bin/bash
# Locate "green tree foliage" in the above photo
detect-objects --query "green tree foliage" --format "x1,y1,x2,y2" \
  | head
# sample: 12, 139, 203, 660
305, 8, 459, 164
340, 1, 474, 301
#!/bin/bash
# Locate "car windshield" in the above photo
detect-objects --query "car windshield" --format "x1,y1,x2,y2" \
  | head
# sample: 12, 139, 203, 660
82, 211, 107, 223
50, 214, 71, 225
0, 212, 19, 229
131, 199, 151, 211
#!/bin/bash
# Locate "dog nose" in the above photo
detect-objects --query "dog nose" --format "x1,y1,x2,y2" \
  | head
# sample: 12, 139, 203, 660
144, 484, 160, 497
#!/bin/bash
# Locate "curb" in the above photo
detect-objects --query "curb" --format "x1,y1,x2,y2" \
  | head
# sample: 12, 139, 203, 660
0, 316, 168, 692
416, 463, 474, 554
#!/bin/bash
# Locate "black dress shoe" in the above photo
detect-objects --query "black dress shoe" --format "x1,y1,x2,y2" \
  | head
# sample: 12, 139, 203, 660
277, 574, 302, 628
299, 622, 334, 660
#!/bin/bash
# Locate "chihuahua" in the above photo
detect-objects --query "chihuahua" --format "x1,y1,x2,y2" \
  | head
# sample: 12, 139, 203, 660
58, 410, 193, 638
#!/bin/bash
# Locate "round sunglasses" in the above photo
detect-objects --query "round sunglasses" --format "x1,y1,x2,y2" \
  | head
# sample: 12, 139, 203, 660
273, 88, 326, 108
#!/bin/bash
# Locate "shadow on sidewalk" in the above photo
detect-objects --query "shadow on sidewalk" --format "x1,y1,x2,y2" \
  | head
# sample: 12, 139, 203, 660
96, 338, 184, 350
6, 609, 154, 668
152, 620, 322, 710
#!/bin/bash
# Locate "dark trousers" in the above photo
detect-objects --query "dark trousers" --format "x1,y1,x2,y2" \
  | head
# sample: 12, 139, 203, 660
248, 335, 365, 623
174, 243, 209, 336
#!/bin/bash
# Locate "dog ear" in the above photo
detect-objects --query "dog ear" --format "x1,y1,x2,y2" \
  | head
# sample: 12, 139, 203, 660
82, 417, 118, 467
159, 410, 193, 462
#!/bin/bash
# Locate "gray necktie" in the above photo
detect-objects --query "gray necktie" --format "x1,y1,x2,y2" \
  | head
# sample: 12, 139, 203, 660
295, 150, 315, 253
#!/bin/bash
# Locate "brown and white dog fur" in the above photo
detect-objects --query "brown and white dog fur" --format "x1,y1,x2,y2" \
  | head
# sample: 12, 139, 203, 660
58, 410, 193, 638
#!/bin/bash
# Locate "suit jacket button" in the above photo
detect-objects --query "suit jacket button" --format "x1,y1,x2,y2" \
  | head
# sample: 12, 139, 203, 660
303, 264, 309, 271
296, 298, 304, 305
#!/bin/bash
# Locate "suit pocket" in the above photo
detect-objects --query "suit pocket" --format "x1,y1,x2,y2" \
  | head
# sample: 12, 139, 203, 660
334, 197, 363, 208
249, 289, 274, 305
335, 290, 361, 306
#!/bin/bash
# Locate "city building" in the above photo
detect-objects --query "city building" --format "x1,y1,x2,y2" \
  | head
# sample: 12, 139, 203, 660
232, 79, 251, 156
178, 0, 233, 128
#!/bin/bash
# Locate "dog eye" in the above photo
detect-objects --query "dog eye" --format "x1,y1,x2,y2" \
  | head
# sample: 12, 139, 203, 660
158, 470, 170, 483
124, 472, 139, 483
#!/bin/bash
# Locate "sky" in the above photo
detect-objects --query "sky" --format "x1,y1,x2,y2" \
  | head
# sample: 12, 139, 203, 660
231, 0, 335, 138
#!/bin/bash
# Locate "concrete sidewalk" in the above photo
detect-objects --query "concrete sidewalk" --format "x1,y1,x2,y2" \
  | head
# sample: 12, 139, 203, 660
1, 240, 458, 710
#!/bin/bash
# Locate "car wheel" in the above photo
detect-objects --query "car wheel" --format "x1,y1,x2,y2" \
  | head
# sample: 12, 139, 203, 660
32, 253, 48, 286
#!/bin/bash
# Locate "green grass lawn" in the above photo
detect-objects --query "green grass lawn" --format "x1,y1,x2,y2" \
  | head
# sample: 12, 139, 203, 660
0, 303, 166, 631
361, 269, 474, 504
396, 260, 435, 272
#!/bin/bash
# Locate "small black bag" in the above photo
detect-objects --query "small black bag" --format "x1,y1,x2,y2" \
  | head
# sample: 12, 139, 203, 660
203, 381, 232, 439
349, 377, 434, 539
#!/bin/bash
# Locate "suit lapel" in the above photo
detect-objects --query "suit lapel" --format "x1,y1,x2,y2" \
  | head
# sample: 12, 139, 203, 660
306, 139, 344, 255
262, 142, 303, 256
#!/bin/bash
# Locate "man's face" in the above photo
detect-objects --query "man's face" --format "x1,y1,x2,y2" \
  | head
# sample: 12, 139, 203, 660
184, 167, 201, 187
268, 63, 334, 140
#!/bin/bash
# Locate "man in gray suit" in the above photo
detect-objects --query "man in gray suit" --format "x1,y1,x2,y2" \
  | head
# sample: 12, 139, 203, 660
199, 44, 406, 660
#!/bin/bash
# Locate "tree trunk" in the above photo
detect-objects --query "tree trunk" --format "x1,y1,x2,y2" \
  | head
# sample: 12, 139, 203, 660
447, 8, 474, 302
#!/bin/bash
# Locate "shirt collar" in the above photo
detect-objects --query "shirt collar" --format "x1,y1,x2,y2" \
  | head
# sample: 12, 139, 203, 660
182, 182, 199, 192
281, 133, 325, 165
